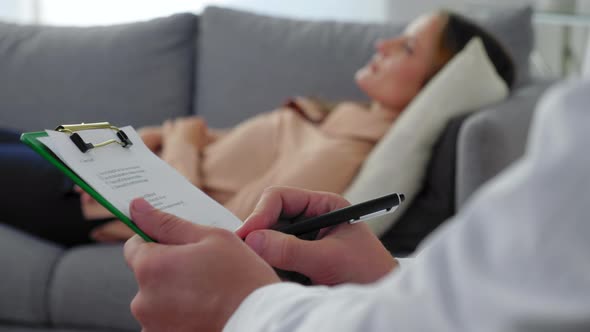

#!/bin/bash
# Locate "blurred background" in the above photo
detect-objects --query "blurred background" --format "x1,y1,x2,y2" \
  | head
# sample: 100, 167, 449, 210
2, 0, 590, 78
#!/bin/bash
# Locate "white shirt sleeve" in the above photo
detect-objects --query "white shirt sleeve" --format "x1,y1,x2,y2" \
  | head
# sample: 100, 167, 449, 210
224, 81, 590, 332
394, 257, 414, 270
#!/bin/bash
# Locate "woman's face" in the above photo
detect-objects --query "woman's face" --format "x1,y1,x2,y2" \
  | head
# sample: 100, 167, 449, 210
355, 13, 448, 110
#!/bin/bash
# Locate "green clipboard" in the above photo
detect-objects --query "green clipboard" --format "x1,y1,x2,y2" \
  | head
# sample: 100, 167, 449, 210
21, 130, 154, 242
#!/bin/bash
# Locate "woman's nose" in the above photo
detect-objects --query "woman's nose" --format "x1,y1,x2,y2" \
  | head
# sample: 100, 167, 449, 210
376, 39, 398, 55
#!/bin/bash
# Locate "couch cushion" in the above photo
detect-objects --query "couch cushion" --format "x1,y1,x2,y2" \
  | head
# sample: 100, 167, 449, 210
0, 14, 197, 132
48, 244, 139, 332
195, 6, 532, 128
0, 225, 63, 326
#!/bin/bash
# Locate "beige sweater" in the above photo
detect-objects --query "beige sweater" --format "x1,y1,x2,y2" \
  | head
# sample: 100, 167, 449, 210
201, 98, 397, 220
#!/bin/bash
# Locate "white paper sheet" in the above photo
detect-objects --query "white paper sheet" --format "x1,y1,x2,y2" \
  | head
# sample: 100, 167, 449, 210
39, 126, 241, 231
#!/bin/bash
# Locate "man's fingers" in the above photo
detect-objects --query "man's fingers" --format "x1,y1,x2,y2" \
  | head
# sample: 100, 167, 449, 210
124, 234, 145, 271
245, 230, 328, 278
236, 188, 285, 238
124, 235, 177, 288
130, 198, 211, 245
237, 187, 350, 238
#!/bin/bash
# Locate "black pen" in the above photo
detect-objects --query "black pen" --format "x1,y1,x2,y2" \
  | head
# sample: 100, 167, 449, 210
273, 193, 405, 236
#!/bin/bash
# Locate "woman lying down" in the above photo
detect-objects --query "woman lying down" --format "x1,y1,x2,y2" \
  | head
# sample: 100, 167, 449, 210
0, 10, 514, 245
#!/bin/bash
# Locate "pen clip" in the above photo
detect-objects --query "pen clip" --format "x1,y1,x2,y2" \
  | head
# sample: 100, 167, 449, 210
348, 205, 399, 224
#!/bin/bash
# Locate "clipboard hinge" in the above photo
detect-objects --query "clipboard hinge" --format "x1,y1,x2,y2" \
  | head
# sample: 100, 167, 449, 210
55, 122, 133, 153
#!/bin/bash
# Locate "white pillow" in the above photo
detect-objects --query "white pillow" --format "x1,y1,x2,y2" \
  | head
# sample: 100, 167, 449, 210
344, 37, 509, 236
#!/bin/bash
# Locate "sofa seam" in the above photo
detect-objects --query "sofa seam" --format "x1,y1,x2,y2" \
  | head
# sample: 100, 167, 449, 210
43, 248, 66, 328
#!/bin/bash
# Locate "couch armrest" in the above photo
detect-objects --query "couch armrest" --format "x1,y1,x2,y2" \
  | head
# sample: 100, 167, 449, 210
456, 81, 554, 208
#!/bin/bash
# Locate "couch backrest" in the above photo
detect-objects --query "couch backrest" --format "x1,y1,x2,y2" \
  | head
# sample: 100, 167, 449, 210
195, 6, 405, 127
195, 6, 533, 128
0, 5, 534, 132
0, 14, 197, 132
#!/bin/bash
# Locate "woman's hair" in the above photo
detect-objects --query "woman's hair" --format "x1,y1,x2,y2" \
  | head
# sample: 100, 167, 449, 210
439, 11, 516, 89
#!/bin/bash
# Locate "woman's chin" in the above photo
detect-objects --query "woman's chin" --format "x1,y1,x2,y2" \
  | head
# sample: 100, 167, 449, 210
355, 67, 370, 82
355, 68, 372, 93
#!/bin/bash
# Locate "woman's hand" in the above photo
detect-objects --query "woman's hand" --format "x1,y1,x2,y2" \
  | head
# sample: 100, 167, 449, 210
158, 116, 209, 186
161, 116, 209, 151
76, 186, 113, 220
74, 186, 136, 242
236, 187, 398, 286
137, 126, 163, 153
90, 220, 136, 242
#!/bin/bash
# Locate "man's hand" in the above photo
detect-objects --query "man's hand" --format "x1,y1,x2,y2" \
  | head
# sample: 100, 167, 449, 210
236, 187, 398, 286
124, 199, 280, 332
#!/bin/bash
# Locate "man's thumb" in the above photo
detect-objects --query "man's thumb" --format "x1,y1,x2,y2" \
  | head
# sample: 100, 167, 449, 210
245, 230, 324, 277
130, 198, 207, 245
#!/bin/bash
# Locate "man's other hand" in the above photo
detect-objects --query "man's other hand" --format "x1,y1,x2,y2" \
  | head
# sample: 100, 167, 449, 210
124, 198, 279, 332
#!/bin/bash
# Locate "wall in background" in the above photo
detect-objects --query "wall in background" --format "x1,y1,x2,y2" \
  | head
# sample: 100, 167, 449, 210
38, 0, 220, 25
0, 0, 36, 23
224, 0, 389, 22
0, 0, 390, 25
0, 0, 21, 22
0, 1, 19, 22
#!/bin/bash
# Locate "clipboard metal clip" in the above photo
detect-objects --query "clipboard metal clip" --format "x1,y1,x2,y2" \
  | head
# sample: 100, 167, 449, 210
55, 122, 133, 153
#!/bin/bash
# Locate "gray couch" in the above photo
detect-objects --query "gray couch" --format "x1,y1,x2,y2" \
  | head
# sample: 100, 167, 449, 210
0, 6, 551, 332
